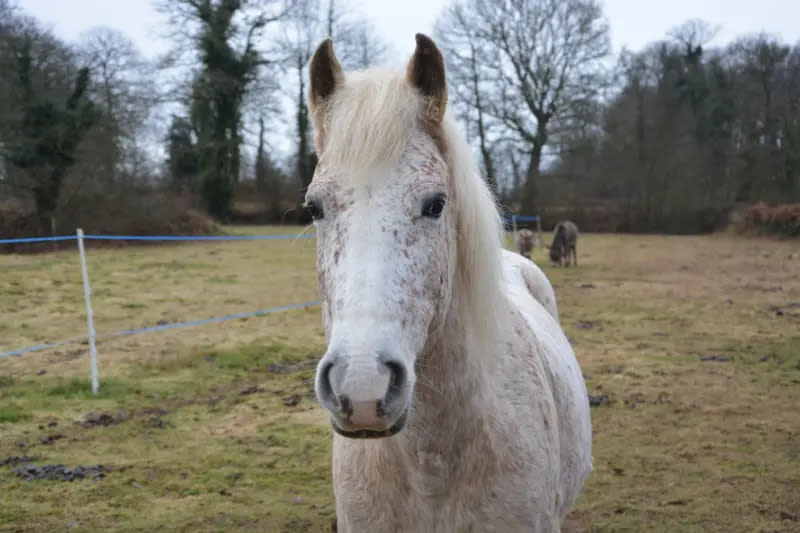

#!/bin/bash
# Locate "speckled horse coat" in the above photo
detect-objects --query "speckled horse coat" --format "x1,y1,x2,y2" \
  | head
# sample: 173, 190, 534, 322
305, 34, 592, 532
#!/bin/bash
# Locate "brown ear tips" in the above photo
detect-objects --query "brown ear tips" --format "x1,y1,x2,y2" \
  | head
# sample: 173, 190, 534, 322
309, 38, 343, 106
318, 38, 334, 59
414, 33, 436, 54
407, 33, 447, 121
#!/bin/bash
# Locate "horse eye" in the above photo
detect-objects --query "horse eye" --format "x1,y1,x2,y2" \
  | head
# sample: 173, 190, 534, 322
421, 194, 447, 219
304, 200, 324, 220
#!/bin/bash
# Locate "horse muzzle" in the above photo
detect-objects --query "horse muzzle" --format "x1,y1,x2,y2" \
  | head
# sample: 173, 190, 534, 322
315, 351, 412, 438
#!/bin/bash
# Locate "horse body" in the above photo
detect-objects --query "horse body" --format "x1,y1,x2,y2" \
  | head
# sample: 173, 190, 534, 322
306, 34, 591, 532
332, 295, 562, 532
549, 221, 579, 267
332, 252, 589, 532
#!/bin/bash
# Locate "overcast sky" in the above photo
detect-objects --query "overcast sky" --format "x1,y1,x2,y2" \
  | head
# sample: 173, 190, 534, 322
17, 0, 800, 63
14, 0, 798, 160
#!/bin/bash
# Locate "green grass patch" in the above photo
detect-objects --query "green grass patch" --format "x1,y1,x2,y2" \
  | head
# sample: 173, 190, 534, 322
47, 377, 133, 399
0, 404, 29, 423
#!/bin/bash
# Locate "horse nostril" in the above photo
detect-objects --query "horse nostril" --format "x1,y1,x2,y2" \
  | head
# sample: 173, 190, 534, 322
318, 361, 335, 402
382, 359, 407, 395
338, 395, 353, 418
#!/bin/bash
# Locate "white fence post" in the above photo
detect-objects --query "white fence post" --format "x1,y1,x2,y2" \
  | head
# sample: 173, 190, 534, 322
77, 229, 99, 395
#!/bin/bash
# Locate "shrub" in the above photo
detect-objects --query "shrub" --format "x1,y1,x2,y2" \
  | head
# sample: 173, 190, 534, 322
733, 202, 800, 237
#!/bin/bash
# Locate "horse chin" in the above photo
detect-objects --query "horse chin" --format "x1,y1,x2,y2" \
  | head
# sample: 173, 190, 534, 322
330, 409, 409, 440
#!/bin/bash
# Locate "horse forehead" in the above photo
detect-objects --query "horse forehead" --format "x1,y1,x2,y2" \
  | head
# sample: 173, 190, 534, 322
323, 154, 447, 198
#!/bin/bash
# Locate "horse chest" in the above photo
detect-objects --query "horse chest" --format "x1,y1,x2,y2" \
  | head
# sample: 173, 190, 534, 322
334, 438, 558, 532
336, 472, 556, 533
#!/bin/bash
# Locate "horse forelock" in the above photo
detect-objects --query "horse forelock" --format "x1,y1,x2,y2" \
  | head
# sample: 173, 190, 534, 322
318, 69, 432, 179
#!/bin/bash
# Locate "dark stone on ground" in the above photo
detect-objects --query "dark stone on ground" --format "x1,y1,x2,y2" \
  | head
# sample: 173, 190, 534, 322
13, 463, 110, 482
82, 411, 127, 428
267, 364, 286, 373
700, 355, 731, 362
39, 434, 65, 445
283, 394, 300, 407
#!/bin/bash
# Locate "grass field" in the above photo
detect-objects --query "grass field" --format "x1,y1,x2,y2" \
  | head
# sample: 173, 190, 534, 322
1, 228, 799, 532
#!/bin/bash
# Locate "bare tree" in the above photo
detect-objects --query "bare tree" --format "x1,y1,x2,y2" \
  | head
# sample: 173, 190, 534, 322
435, 3, 500, 195
281, 0, 389, 222
77, 27, 156, 184
441, 0, 610, 213
668, 19, 719, 54
323, 0, 389, 70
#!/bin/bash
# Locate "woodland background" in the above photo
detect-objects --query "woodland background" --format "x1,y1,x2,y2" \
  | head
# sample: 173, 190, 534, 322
1, 0, 798, 241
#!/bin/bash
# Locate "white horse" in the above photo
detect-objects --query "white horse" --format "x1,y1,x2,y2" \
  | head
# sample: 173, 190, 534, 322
306, 34, 591, 532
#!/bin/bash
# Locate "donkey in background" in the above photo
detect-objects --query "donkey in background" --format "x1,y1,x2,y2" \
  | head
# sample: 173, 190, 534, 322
548, 221, 579, 267
516, 228, 536, 259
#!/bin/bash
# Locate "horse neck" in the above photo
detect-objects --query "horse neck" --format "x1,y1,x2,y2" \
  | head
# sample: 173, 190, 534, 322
404, 285, 497, 451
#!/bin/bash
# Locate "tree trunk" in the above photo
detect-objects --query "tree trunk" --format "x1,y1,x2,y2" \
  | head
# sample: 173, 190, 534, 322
296, 62, 313, 224
522, 143, 542, 214
33, 169, 62, 236
522, 117, 548, 214
327, 0, 335, 37
231, 128, 241, 184
509, 150, 521, 203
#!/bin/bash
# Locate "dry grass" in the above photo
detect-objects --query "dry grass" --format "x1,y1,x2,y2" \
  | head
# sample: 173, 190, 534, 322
1, 229, 799, 532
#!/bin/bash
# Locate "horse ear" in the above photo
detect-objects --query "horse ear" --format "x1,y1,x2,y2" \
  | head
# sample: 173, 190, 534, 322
406, 33, 447, 123
309, 39, 344, 132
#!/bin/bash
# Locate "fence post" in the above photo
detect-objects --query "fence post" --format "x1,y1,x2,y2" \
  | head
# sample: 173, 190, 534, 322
77, 229, 99, 395
512, 215, 518, 248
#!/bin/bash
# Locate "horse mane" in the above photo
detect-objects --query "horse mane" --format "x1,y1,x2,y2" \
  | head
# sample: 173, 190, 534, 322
317, 68, 422, 176
317, 68, 505, 358
441, 113, 504, 356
